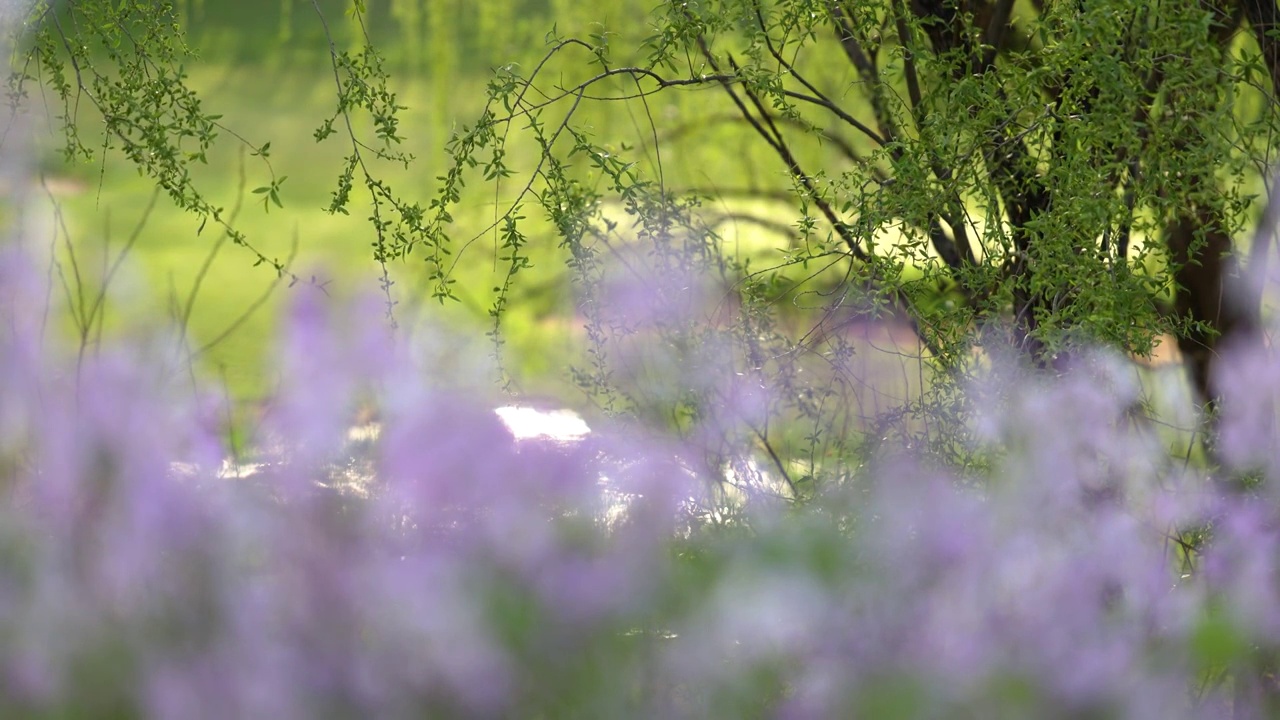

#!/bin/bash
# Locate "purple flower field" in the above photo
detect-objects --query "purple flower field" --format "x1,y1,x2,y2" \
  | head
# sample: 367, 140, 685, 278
2, 237, 1280, 719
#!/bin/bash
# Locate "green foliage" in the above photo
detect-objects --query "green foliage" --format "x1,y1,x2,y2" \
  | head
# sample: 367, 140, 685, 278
15, 0, 1280, 490
11, 1, 294, 273
413, 0, 1280, 482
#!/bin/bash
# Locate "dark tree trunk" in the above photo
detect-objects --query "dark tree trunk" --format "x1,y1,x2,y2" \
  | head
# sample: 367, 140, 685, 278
1166, 206, 1260, 411
1165, 0, 1263, 412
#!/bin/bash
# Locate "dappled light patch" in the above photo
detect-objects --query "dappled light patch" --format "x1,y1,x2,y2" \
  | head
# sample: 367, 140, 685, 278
493, 404, 591, 442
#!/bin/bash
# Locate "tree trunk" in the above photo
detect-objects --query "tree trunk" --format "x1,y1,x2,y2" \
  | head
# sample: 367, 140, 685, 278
1166, 205, 1260, 411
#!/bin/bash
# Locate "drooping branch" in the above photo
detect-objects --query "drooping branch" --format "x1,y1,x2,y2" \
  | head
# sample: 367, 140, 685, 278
903, 1, 1056, 359
683, 16, 947, 357
826, 2, 906, 157
691, 35, 870, 261
654, 112, 884, 175
828, 1, 977, 271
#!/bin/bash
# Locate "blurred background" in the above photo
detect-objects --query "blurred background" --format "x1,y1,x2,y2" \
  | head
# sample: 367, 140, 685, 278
30, 0, 817, 410
27, 0, 1221, 471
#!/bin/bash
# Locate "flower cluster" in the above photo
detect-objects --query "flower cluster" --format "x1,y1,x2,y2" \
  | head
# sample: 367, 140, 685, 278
2, 243, 1280, 718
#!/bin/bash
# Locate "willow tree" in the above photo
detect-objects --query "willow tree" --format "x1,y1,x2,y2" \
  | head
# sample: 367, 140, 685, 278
392, 0, 1278, 473
501, 2, 1275, 376
14, 0, 1280, 481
